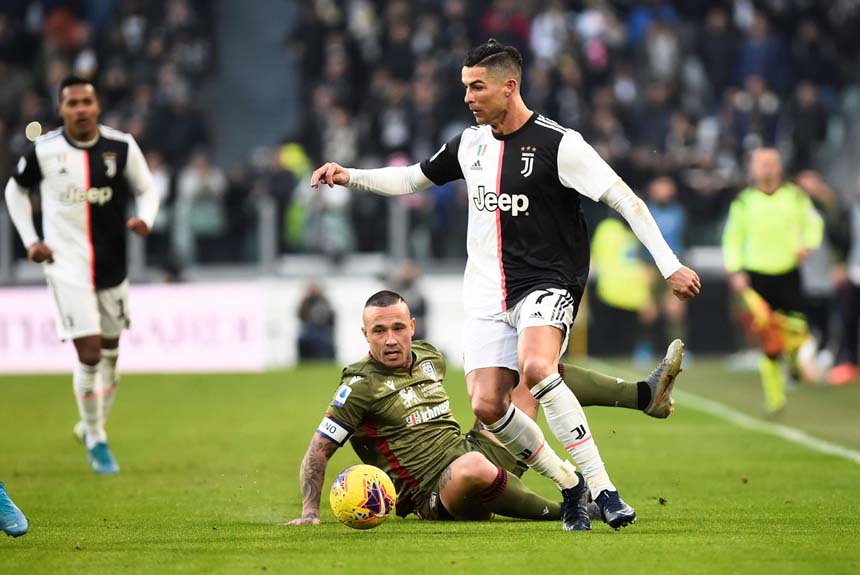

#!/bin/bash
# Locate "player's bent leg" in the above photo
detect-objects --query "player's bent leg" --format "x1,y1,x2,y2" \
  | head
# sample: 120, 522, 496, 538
472, 368, 579, 492
99, 337, 120, 425
558, 363, 640, 410
438, 452, 562, 522
520, 326, 618, 499
467, 367, 515, 424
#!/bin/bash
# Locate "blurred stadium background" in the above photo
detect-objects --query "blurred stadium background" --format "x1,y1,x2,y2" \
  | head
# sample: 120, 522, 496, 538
2, 2, 860, 573
2, 0, 860, 369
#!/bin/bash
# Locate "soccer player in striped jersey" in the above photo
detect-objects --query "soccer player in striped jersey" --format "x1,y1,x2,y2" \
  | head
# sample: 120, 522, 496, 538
311, 40, 700, 530
4, 76, 160, 474
286, 291, 684, 528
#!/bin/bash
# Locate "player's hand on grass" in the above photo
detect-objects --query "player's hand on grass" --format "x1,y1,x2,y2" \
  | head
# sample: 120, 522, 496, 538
310, 162, 350, 188
28, 241, 54, 264
667, 265, 701, 300
127, 218, 150, 237
283, 513, 321, 526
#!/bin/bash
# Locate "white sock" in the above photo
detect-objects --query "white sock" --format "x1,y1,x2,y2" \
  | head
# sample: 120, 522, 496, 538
98, 348, 120, 425
73, 362, 105, 448
532, 373, 615, 497
484, 403, 580, 490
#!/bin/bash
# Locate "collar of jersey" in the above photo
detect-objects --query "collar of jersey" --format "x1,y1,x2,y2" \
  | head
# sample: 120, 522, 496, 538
491, 111, 538, 141
62, 127, 101, 149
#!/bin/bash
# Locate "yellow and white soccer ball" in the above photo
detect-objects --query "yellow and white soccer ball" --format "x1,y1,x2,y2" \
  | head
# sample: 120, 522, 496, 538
329, 464, 396, 529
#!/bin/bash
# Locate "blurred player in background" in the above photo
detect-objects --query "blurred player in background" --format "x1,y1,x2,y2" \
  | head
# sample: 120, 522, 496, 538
287, 292, 682, 529
722, 148, 823, 415
0, 482, 28, 537
311, 40, 699, 530
829, 174, 860, 385
4, 76, 160, 474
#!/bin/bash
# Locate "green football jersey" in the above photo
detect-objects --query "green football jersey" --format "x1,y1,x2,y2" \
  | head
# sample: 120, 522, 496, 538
317, 341, 463, 510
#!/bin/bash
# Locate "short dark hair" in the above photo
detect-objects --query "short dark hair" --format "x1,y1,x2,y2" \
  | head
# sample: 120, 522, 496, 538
463, 39, 523, 80
58, 75, 97, 102
365, 290, 407, 309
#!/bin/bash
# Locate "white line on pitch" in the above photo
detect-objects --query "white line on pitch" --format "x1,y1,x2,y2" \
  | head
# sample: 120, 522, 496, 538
588, 359, 860, 465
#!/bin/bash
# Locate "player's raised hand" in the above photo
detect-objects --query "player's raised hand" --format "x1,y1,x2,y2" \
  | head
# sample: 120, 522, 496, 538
127, 217, 151, 237
667, 265, 701, 300
310, 162, 350, 188
27, 241, 54, 264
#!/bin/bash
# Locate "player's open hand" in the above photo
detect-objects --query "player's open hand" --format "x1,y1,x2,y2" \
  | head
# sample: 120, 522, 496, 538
667, 265, 701, 300
310, 162, 350, 188
127, 217, 150, 237
283, 514, 321, 526
28, 241, 54, 264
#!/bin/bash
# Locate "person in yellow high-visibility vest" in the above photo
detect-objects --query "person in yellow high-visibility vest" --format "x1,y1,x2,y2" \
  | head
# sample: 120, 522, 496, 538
722, 148, 824, 415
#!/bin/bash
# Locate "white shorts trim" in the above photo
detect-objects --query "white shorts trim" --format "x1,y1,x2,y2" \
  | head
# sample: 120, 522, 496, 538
47, 278, 130, 340
462, 288, 577, 375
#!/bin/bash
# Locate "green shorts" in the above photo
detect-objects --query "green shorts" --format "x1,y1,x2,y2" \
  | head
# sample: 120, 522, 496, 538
410, 430, 528, 520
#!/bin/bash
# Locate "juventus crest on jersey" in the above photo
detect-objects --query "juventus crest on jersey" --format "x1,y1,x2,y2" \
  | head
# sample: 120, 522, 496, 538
12, 126, 155, 291
420, 112, 621, 315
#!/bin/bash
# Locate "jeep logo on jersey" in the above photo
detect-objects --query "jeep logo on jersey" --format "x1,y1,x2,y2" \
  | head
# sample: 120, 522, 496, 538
59, 186, 114, 205
103, 153, 117, 177
520, 146, 536, 177
473, 185, 529, 216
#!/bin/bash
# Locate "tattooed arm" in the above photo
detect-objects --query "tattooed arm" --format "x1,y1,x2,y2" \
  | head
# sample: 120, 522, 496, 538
286, 433, 339, 525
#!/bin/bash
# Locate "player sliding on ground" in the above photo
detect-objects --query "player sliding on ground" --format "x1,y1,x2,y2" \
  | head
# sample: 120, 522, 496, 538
286, 291, 684, 529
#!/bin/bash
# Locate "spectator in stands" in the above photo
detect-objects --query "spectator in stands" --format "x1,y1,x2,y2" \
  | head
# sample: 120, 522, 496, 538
173, 150, 226, 267
297, 281, 336, 361
391, 261, 428, 341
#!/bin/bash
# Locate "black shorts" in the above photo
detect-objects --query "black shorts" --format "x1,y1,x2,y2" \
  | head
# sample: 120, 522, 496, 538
747, 269, 804, 316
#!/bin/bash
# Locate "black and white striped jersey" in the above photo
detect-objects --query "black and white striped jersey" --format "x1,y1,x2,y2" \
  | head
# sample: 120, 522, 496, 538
420, 112, 620, 315
11, 125, 158, 291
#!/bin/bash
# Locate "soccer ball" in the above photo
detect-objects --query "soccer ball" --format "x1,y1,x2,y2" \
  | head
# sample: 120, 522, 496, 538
329, 464, 396, 529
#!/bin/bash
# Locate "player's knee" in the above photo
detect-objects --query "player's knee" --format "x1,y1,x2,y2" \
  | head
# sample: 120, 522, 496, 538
77, 348, 101, 366
454, 452, 496, 487
470, 395, 508, 424
520, 358, 555, 387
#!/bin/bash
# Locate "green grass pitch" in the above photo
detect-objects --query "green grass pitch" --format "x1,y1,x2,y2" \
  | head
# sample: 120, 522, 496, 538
2, 359, 859, 574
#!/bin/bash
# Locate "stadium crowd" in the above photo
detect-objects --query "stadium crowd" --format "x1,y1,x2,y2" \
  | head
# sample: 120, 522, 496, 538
2, 1, 860, 269
289, 0, 860, 260
4, 0, 860, 369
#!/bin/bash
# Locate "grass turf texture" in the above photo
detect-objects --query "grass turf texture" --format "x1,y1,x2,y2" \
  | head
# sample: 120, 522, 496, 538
2, 359, 859, 575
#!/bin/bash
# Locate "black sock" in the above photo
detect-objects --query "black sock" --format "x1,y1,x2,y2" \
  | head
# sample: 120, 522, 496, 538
636, 381, 651, 410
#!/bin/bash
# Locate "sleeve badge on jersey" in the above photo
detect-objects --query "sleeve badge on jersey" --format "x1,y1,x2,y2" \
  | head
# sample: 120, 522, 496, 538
333, 384, 352, 407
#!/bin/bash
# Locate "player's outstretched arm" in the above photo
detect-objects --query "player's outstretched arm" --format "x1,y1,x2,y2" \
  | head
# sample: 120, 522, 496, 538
311, 161, 434, 197
285, 433, 339, 525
